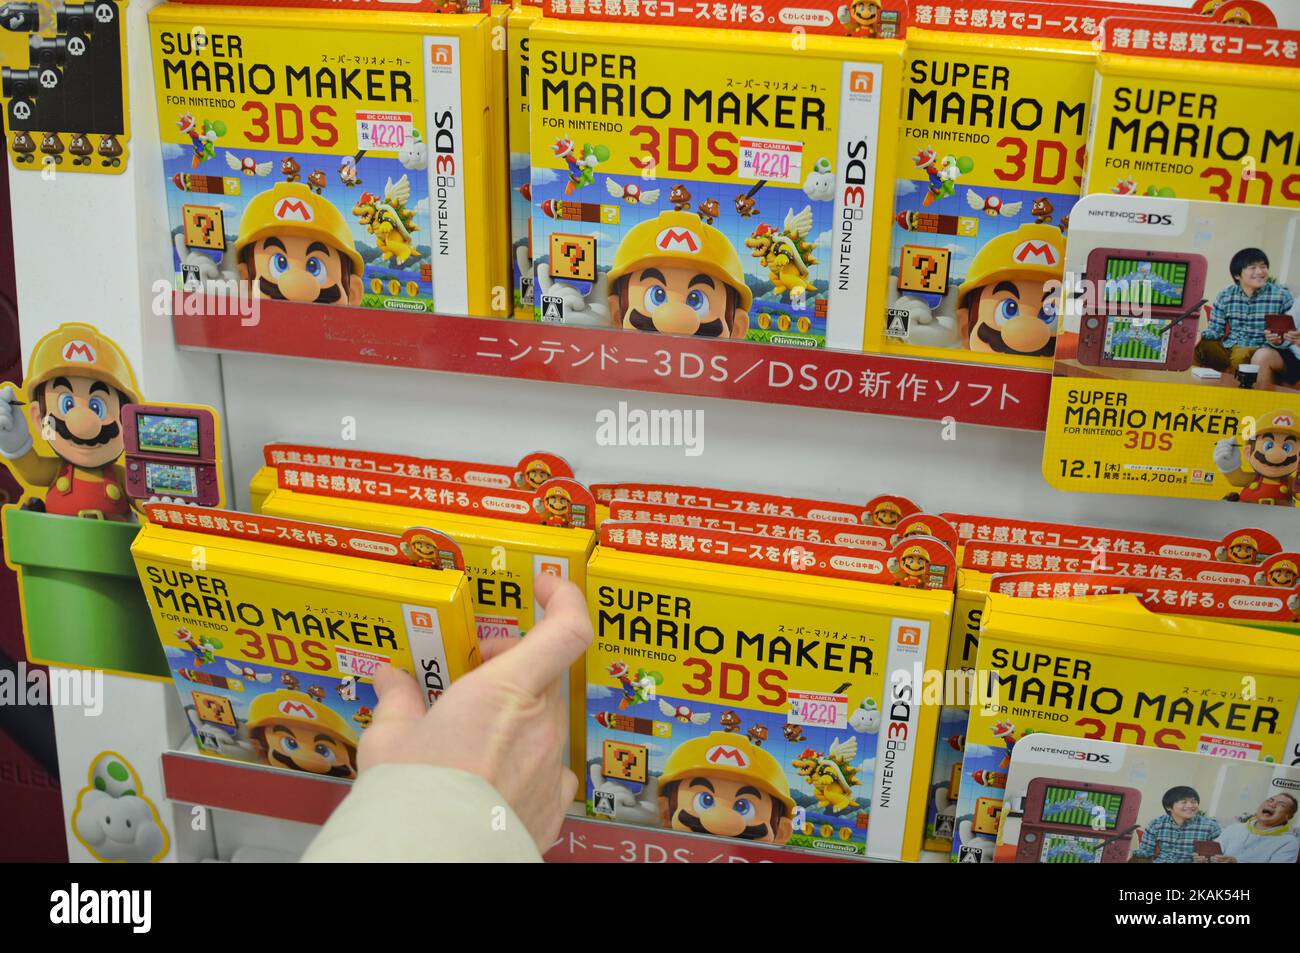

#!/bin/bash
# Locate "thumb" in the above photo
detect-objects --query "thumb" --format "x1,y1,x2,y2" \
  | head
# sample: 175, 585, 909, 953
537, 262, 553, 292
370, 664, 428, 726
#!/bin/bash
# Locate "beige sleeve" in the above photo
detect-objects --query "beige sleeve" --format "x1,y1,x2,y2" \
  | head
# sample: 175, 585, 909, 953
301, 764, 542, 863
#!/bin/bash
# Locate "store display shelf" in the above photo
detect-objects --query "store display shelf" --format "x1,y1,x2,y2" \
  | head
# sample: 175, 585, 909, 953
160, 746, 861, 862
172, 295, 1051, 430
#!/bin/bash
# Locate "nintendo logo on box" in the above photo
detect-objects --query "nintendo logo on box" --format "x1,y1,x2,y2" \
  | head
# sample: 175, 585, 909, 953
410, 611, 434, 628
897, 626, 922, 646
430, 44, 454, 66
849, 71, 874, 95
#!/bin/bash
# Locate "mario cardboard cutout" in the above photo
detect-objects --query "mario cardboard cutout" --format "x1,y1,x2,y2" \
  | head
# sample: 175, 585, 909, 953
1214, 411, 1300, 506
0, 324, 140, 520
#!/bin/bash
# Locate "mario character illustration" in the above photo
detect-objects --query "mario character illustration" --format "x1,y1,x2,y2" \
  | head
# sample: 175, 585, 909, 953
178, 114, 223, 167
281, 672, 300, 691
837, 0, 880, 36
0, 323, 140, 520
734, 192, 759, 218
889, 544, 932, 588
606, 210, 751, 338
1258, 558, 1299, 589
792, 736, 861, 813
353, 706, 374, 728
669, 183, 692, 211
40, 133, 64, 164
537, 484, 573, 526
225, 151, 271, 177
246, 690, 359, 778
234, 182, 364, 306
338, 155, 362, 187
916, 148, 973, 206
871, 498, 903, 527
553, 136, 610, 194
400, 529, 444, 568
280, 156, 301, 182
176, 628, 220, 667
783, 723, 806, 743
68, 134, 93, 167
697, 197, 722, 224
609, 660, 662, 709
307, 169, 328, 194
1214, 411, 1299, 505
307, 685, 326, 702
11, 131, 36, 163
720, 710, 742, 732
746, 723, 769, 747
956, 223, 1063, 357
966, 190, 1022, 218
658, 732, 795, 843
1030, 196, 1054, 224
990, 720, 1028, 775
520, 457, 552, 489
1217, 533, 1262, 565
849, 698, 880, 733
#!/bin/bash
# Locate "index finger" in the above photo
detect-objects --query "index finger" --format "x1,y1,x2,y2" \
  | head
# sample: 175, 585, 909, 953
482, 574, 592, 697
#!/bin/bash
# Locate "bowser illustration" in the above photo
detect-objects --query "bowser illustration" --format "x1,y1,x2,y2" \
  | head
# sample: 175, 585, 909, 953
0, 324, 140, 520
246, 689, 360, 779
235, 182, 365, 306
606, 211, 751, 339
1213, 411, 1300, 506
957, 223, 1064, 357
657, 732, 795, 843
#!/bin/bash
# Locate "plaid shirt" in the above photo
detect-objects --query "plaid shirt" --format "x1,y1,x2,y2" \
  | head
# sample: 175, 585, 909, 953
1204, 282, 1295, 349
1135, 813, 1221, 863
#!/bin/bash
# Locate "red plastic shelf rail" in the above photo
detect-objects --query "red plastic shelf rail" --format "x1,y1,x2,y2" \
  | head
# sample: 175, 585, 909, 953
160, 748, 858, 863
172, 296, 1050, 430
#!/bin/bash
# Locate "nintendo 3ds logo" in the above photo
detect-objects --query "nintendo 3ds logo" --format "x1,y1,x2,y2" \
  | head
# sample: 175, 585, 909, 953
656, 227, 701, 254
706, 744, 749, 768
1013, 240, 1059, 266
274, 198, 314, 223
278, 699, 317, 719
897, 625, 922, 646
62, 341, 96, 363
849, 71, 874, 93
430, 44, 453, 65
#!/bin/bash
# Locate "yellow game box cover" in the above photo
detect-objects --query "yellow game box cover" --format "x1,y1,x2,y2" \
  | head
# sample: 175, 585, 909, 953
150, 2, 506, 316
132, 503, 479, 777
1083, 18, 1300, 206
881, 0, 1187, 369
255, 459, 596, 770
526, 16, 902, 350
950, 590, 1300, 862
586, 520, 954, 861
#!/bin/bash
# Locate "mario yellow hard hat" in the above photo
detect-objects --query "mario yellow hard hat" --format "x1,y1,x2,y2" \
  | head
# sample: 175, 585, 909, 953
658, 731, 794, 812
25, 323, 140, 403
902, 544, 929, 560
1269, 558, 1298, 575
957, 223, 1065, 303
1229, 533, 1259, 550
606, 211, 753, 311
246, 690, 358, 747
234, 182, 363, 276
1255, 411, 1300, 442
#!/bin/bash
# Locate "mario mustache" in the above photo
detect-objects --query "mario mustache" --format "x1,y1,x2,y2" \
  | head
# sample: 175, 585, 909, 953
258, 277, 343, 305
675, 810, 771, 840
48, 414, 120, 447
627, 310, 726, 337
977, 323, 1056, 357
1254, 449, 1299, 469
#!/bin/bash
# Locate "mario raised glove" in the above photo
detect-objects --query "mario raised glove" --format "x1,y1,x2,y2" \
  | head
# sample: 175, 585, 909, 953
0, 384, 33, 460
1213, 436, 1242, 475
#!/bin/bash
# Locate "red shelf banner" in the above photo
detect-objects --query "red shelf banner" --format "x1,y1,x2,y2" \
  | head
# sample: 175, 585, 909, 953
172, 298, 1050, 429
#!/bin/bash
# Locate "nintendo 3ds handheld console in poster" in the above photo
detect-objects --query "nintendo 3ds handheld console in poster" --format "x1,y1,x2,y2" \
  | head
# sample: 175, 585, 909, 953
122, 404, 221, 506
1043, 195, 1300, 503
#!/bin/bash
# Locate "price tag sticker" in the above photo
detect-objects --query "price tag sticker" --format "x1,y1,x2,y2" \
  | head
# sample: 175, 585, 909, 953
787, 690, 848, 729
738, 138, 803, 184
1197, 735, 1262, 760
336, 647, 389, 679
476, 615, 522, 642
356, 111, 414, 152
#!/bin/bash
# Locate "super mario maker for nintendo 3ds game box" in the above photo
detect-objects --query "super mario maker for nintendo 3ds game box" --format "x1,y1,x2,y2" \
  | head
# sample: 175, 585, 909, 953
526, 18, 902, 350
149, 3, 504, 318
132, 505, 479, 778
585, 523, 953, 861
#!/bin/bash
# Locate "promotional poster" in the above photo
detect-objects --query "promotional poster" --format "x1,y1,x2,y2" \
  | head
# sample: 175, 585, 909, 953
1044, 195, 1300, 503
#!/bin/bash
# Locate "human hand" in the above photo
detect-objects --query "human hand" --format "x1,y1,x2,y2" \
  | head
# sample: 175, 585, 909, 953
357, 573, 593, 851
1287, 330, 1300, 344
1267, 331, 1284, 346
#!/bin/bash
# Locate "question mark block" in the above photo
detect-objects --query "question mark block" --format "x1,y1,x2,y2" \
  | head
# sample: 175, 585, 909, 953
602, 739, 647, 784
898, 244, 951, 296
182, 204, 227, 251
549, 232, 597, 283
